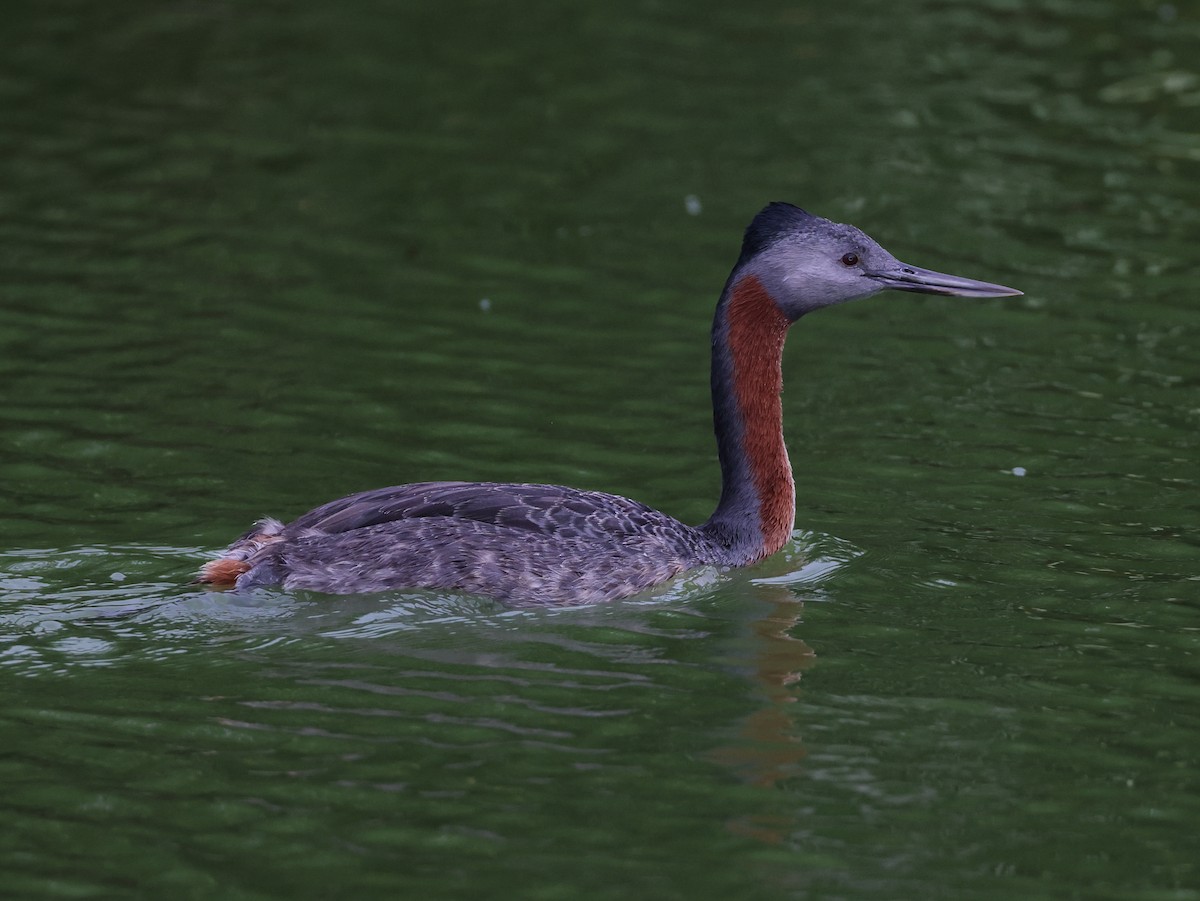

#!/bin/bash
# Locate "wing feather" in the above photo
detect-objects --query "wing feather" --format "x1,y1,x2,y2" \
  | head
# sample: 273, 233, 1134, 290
283, 481, 670, 539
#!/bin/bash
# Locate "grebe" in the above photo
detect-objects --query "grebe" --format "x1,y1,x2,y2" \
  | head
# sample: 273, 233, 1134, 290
200, 203, 1020, 604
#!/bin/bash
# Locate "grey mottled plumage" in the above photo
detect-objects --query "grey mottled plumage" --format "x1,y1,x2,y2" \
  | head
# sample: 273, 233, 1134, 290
226, 482, 731, 605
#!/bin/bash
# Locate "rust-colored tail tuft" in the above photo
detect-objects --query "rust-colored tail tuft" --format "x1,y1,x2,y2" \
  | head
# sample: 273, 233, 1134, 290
196, 518, 285, 588
197, 557, 251, 586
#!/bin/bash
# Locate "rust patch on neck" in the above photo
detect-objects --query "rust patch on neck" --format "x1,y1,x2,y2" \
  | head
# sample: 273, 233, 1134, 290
725, 275, 795, 557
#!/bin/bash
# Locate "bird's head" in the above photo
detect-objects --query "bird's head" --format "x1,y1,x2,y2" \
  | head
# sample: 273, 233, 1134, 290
736, 202, 1022, 320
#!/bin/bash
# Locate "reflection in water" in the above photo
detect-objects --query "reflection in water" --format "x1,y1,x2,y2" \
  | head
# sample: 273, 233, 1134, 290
714, 584, 815, 776
709, 582, 816, 845
700, 537, 862, 845
699, 535, 862, 847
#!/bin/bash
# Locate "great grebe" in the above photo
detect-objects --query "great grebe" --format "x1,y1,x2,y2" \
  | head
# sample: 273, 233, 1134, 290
199, 203, 1020, 604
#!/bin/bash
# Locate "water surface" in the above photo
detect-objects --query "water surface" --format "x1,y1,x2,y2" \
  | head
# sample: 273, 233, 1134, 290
2, 0, 1198, 898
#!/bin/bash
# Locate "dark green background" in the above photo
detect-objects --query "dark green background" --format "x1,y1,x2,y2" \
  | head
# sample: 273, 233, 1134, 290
2, 1, 1198, 898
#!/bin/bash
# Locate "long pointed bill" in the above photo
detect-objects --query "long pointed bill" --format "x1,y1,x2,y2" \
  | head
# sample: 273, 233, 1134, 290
869, 261, 1023, 298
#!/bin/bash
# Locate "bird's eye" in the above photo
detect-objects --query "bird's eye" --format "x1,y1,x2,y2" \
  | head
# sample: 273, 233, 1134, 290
841, 252, 859, 267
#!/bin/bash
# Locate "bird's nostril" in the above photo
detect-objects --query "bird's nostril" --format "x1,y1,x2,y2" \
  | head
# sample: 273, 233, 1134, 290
902, 268, 915, 275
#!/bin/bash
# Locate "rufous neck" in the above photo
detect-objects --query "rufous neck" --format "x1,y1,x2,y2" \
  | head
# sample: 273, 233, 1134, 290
703, 273, 796, 562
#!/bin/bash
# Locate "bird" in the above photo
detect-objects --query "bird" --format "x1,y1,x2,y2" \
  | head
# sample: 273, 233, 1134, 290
198, 202, 1021, 605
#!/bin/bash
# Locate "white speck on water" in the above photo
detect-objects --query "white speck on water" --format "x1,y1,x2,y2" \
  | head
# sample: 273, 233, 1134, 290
684, 194, 702, 216
479, 298, 491, 312
110, 571, 126, 582
1012, 466, 1027, 477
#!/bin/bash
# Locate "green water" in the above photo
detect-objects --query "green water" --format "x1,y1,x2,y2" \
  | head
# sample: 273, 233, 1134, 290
3, 0, 1199, 897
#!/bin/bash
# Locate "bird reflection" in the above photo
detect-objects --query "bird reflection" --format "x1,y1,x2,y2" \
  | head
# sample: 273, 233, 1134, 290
708, 583, 815, 783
